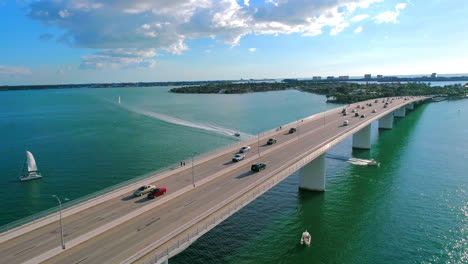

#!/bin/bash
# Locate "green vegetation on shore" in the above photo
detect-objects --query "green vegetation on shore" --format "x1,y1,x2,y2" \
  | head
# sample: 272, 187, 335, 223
170, 80, 468, 103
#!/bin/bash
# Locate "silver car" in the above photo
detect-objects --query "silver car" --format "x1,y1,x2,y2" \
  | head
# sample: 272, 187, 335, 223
134, 185, 155, 196
232, 154, 245, 162
239, 146, 251, 153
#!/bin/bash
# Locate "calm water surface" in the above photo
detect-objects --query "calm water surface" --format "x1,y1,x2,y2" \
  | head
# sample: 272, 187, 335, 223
0, 87, 466, 263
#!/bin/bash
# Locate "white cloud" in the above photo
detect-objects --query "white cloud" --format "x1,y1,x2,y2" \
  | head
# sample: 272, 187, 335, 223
58, 9, 70, 18
0, 65, 31, 76
350, 14, 369, 22
354, 26, 363, 33
248, 48, 256, 52
26, 0, 388, 69
395, 3, 407, 10
80, 48, 157, 69
374, 2, 407, 24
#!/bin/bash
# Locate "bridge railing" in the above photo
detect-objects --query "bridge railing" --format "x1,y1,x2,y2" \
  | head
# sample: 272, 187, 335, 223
0, 105, 342, 234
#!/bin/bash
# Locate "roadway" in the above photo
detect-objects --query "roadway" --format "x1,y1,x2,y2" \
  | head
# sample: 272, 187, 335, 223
0, 97, 425, 263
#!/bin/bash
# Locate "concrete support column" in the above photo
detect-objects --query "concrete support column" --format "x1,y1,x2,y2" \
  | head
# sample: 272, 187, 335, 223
378, 113, 394, 130
394, 107, 406, 118
299, 153, 326, 192
406, 103, 414, 110
352, 124, 371, 149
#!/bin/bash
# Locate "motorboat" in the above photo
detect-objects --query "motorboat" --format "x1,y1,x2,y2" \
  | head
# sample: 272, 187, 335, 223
300, 231, 311, 246
118, 96, 121, 104
19, 151, 42, 182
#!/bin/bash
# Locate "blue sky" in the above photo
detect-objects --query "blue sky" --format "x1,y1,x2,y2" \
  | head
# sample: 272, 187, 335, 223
0, 0, 467, 85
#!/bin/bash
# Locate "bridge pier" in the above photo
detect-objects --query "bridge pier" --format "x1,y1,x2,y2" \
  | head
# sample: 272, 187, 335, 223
299, 153, 325, 192
378, 113, 394, 130
406, 103, 414, 110
394, 107, 406, 118
352, 124, 371, 149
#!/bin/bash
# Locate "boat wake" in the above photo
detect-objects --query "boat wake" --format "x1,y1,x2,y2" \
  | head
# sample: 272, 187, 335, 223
109, 98, 254, 140
326, 154, 380, 166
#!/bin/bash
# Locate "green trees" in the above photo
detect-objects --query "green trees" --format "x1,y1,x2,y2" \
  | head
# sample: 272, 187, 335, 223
169, 81, 468, 103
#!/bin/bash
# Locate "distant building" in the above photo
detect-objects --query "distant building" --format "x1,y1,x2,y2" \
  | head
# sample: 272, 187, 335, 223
431, 73, 437, 78
377, 75, 383, 79
364, 74, 372, 79
338, 76, 349, 80
313, 76, 322, 80
327, 76, 335, 80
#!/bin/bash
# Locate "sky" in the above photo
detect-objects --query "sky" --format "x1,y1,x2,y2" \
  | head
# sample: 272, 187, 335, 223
0, 0, 467, 85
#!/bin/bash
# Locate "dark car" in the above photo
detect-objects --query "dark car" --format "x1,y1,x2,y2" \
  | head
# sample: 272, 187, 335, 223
361, 114, 365, 118
289, 128, 296, 134
354, 112, 359, 117
147, 188, 167, 199
267, 138, 277, 145
251, 163, 266, 172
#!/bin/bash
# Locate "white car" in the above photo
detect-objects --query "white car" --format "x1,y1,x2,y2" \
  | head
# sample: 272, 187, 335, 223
239, 146, 251, 153
232, 154, 245, 162
134, 185, 155, 196
343, 120, 349, 126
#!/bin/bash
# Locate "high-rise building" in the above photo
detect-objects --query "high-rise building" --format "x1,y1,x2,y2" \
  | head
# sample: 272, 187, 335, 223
364, 74, 372, 79
339, 76, 349, 80
327, 76, 335, 80
313, 76, 322, 80
431, 73, 437, 78
377, 75, 383, 79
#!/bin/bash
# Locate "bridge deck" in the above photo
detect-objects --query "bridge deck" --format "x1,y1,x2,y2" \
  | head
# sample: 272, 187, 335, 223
0, 97, 426, 264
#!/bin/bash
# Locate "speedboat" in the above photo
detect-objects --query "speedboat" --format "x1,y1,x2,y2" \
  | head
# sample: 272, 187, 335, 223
300, 231, 311, 246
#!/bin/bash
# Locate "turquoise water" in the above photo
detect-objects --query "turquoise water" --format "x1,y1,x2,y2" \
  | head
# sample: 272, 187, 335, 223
0, 87, 466, 263
0, 87, 334, 225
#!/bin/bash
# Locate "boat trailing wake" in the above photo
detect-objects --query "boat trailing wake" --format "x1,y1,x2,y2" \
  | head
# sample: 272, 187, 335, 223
326, 154, 380, 166
108, 98, 254, 140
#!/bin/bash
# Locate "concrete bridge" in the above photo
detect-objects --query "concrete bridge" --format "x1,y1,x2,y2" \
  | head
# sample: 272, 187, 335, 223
0, 96, 430, 264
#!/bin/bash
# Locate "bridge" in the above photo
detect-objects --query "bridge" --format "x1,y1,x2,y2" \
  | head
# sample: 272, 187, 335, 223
0, 96, 430, 264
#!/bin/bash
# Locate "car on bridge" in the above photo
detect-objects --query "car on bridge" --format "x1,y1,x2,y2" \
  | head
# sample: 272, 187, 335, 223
232, 154, 245, 162
133, 185, 155, 196
147, 188, 167, 199
354, 112, 359, 117
361, 114, 366, 118
251, 162, 266, 172
372, 109, 377, 113
239, 146, 251, 153
289, 128, 297, 134
267, 138, 277, 145
343, 120, 349, 126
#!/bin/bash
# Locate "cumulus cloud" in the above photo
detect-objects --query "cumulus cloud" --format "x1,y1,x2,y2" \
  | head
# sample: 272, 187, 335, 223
26, 0, 386, 69
350, 14, 369, 22
248, 48, 256, 52
354, 26, 363, 33
80, 48, 157, 69
0, 65, 31, 76
374, 2, 407, 24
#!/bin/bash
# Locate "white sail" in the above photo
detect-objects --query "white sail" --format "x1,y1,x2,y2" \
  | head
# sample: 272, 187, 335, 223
26, 151, 38, 172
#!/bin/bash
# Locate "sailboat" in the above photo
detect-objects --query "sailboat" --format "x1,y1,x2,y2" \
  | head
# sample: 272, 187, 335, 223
118, 96, 121, 104
19, 151, 42, 182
